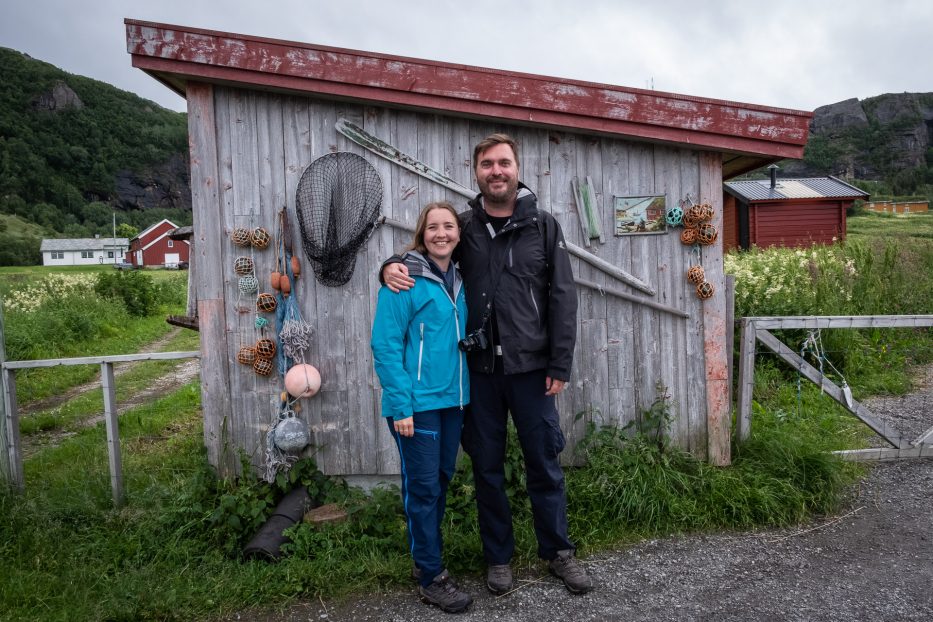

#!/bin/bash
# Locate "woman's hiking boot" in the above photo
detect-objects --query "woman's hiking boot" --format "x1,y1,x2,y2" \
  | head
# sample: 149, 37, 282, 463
418, 570, 472, 613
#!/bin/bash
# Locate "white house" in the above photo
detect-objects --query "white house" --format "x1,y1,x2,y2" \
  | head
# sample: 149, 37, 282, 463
40, 236, 129, 266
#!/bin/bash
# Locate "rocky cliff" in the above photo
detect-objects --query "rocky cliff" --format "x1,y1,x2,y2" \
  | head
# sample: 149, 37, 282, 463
780, 93, 933, 179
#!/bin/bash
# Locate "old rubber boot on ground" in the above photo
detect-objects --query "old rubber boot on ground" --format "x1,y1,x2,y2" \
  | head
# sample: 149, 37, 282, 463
548, 549, 593, 594
418, 570, 472, 613
486, 563, 513, 595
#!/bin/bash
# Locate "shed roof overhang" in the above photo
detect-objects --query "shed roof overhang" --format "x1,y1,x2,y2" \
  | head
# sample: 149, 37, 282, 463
126, 19, 812, 179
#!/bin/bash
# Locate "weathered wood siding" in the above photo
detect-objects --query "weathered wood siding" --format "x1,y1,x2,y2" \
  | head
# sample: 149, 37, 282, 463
190, 85, 721, 476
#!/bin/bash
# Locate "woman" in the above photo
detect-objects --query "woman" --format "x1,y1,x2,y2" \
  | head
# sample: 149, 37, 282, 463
370, 201, 472, 613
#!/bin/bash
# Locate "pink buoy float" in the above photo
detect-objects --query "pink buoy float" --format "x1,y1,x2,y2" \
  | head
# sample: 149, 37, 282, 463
284, 364, 322, 399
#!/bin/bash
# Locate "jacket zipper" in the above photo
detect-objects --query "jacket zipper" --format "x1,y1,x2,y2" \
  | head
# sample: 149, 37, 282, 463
529, 283, 540, 322
417, 323, 424, 381
455, 301, 464, 409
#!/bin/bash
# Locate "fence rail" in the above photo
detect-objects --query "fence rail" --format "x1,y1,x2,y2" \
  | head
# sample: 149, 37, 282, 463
1, 351, 200, 505
736, 315, 933, 461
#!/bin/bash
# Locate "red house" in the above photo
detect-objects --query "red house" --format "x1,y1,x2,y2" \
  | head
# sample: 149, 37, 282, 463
722, 168, 869, 252
128, 219, 190, 267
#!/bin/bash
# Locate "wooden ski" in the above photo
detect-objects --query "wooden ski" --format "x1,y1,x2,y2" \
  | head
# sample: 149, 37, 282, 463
336, 118, 656, 296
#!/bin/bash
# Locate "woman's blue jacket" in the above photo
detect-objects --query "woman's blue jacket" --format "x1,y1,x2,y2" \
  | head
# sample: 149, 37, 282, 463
371, 251, 469, 420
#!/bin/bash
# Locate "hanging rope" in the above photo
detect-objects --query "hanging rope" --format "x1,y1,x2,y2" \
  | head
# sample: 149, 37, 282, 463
797, 329, 853, 415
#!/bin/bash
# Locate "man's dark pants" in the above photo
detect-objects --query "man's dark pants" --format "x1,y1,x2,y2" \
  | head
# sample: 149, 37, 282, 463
462, 363, 574, 564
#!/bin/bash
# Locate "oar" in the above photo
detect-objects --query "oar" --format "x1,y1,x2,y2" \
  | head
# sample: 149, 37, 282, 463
336, 118, 656, 296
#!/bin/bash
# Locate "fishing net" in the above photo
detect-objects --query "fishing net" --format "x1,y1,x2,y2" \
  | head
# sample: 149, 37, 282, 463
295, 152, 383, 286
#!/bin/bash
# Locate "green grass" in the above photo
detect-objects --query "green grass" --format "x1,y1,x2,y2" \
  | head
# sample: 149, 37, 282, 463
0, 217, 930, 621
19, 327, 199, 435
847, 209, 933, 239
0, 377, 870, 621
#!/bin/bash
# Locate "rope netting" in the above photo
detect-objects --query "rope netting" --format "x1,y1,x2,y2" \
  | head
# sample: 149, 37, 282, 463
295, 152, 383, 286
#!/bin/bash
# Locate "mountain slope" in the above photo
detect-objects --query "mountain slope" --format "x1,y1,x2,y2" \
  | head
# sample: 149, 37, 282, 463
0, 47, 191, 264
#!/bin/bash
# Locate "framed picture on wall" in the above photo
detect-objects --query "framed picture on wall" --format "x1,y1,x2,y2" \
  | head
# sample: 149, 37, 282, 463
613, 195, 667, 235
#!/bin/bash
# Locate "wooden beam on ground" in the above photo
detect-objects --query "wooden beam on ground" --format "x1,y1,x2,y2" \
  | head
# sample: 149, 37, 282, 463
834, 445, 933, 461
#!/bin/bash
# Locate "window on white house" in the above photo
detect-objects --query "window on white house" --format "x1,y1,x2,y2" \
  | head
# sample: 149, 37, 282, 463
51, 252, 64, 259
81, 251, 93, 259
108, 251, 114, 258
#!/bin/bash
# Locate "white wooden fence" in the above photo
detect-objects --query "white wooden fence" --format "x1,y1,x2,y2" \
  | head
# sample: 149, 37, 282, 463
0, 349, 199, 506
736, 315, 933, 461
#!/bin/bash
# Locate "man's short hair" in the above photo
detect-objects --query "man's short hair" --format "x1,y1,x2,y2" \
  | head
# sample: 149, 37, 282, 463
472, 134, 520, 170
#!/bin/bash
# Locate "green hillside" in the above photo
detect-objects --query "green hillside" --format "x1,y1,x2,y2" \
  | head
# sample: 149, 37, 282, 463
0, 47, 192, 265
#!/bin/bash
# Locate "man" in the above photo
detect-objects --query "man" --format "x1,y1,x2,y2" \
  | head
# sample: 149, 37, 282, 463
382, 133, 593, 595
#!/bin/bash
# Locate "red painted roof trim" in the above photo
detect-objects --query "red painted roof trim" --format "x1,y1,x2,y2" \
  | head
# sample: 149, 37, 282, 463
125, 19, 811, 160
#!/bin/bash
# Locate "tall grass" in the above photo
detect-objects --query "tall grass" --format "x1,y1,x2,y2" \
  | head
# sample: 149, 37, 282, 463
0, 216, 929, 620
1, 270, 188, 404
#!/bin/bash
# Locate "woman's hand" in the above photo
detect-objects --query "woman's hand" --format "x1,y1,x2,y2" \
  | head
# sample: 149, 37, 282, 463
394, 416, 414, 437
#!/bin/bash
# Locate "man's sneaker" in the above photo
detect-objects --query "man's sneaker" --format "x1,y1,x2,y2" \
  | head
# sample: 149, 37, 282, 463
418, 570, 472, 613
486, 564, 513, 595
548, 549, 593, 594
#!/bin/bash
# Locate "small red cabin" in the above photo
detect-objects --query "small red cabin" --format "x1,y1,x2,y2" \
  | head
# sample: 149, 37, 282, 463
128, 219, 190, 267
722, 171, 868, 252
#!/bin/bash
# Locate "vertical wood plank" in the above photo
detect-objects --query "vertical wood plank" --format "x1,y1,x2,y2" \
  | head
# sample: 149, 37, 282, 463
187, 82, 235, 476
364, 106, 403, 475
229, 88, 273, 469
736, 318, 757, 443
679, 153, 707, 456
601, 140, 637, 430
628, 143, 660, 420
0, 306, 22, 491
653, 146, 686, 447
307, 99, 351, 475
283, 94, 323, 464
1, 366, 23, 491
699, 151, 730, 466
338, 102, 379, 475
101, 362, 124, 507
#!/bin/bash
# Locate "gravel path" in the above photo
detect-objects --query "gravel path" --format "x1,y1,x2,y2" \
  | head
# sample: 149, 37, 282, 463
230, 368, 933, 622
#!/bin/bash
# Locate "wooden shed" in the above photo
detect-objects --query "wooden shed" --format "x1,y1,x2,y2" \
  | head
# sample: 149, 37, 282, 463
722, 170, 868, 252
125, 20, 811, 479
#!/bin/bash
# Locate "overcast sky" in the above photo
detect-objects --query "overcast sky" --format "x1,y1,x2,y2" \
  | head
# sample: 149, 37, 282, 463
2, 0, 931, 114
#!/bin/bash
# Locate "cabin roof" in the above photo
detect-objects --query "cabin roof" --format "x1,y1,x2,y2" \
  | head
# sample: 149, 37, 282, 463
724, 176, 870, 202
40, 238, 129, 252
125, 19, 812, 178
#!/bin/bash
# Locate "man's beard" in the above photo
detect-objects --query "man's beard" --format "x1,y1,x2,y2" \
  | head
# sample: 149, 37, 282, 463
479, 176, 518, 205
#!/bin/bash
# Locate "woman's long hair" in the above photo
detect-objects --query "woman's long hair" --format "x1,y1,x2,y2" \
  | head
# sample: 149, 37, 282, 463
406, 201, 460, 255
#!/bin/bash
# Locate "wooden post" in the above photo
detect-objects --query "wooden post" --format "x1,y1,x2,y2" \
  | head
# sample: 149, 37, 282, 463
699, 152, 731, 465
736, 318, 757, 442
725, 274, 735, 411
187, 82, 236, 477
0, 306, 24, 491
101, 362, 124, 507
